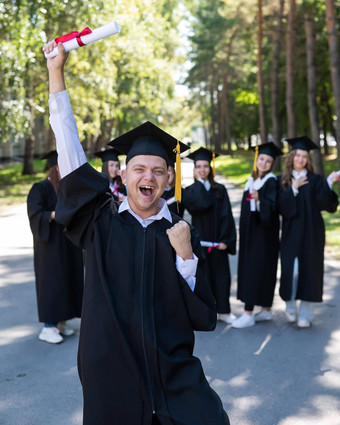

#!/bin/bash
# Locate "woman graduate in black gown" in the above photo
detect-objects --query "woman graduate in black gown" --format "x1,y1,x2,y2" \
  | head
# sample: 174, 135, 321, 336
27, 151, 84, 344
183, 147, 237, 324
232, 142, 282, 329
161, 158, 184, 217
94, 147, 127, 201
278, 136, 339, 328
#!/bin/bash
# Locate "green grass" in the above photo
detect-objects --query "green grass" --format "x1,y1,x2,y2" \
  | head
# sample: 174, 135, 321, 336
216, 151, 340, 258
215, 150, 254, 187
1, 153, 339, 257
0, 160, 46, 210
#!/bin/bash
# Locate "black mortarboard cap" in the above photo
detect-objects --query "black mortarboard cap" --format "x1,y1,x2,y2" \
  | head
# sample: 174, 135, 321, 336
41, 150, 58, 168
94, 148, 121, 163
285, 136, 319, 152
108, 121, 189, 165
251, 142, 283, 158
187, 147, 220, 163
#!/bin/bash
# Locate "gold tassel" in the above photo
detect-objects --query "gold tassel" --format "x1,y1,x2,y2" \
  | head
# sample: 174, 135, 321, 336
173, 140, 182, 204
253, 145, 259, 173
212, 152, 216, 177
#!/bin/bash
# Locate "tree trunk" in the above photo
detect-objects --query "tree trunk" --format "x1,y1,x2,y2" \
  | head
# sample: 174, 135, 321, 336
216, 86, 223, 153
286, 0, 296, 138
22, 63, 35, 175
22, 106, 35, 175
257, 0, 267, 143
322, 119, 329, 156
271, 0, 285, 171
321, 84, 337, 142
325, 0, 340, 171
22, 135, 35, 175
221, 71, 232, 155
304, 13, 324, 175
209, 76, 218, 150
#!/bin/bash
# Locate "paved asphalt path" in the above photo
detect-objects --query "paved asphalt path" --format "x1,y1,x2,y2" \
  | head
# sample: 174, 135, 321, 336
0, 159, 340, 425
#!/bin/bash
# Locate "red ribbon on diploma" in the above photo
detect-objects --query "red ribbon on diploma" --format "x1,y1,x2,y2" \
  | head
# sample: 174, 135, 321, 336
246, 192, 253, 202
207, 243, 220, 253
55, 27, 92, 47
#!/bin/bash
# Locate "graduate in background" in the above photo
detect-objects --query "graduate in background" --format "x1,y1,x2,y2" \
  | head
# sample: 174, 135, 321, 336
183, 147, 237, 325
94, 147, 127, 201
27, 151, 84, 344
161, 158, 185, 217
278, 136, 339, 328
232, 142, 282, 329
44, 40, 230, 425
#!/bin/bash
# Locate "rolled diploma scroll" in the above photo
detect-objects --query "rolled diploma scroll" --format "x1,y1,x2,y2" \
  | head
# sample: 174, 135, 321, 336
200, 241, 220, 248
248, 176, 256, 211
44, 22, 121, 58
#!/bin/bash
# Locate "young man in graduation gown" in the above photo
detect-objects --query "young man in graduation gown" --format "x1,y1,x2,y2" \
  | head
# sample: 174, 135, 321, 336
44, 41, 230, 425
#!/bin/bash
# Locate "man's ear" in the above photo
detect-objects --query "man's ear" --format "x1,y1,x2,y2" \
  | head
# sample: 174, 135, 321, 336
121, 169, 126, 184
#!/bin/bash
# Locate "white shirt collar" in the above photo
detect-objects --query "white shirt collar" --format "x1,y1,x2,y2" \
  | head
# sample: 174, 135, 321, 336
244, 172, 276, 192
292, 169, 307, 179
197, 178, 211, 191
118, 197, 172, 228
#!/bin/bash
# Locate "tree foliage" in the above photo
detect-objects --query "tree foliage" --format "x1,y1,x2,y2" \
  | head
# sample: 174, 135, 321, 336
0, 0, 185, 172
185, 0, 340, 160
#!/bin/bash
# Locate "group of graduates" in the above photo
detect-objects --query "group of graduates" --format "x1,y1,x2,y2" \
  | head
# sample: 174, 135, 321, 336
157, 137, 339, 330
24, 39, 340, 425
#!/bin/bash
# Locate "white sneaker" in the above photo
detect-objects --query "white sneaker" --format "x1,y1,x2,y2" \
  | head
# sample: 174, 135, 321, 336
39, 327, 63, 344
255, 309, 273, 322
297, 319, 311, 328
285, 312, 297, 323
217, 313, 237, 324
231, 312, 255, 329
57, 321, 75, 336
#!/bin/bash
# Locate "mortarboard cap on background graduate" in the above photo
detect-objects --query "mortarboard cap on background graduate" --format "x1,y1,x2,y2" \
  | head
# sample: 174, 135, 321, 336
251, 142, 282, 173
187, 147, 220, 162
251, 142, 283, 158
41, 150, 58, 169
94, 148, 122, 163
187, 147, 220, 177
108, 121, 189, 202
285, 136, 319, 152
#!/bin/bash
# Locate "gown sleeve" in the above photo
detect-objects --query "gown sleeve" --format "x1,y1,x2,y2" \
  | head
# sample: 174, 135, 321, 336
258, 177, 279, 227
27, 182, 53, 242
218, 186, 236, 254
177, 226, 217, 332
314, 174, 339, 212
56, 163, 112, 249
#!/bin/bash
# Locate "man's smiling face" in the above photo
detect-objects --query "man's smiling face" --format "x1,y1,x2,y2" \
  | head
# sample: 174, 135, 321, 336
121, 155, 168, 219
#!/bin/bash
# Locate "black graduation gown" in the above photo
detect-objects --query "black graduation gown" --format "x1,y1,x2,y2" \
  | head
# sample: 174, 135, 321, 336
161, 187, 184, 218
183, 180, 236, 313
55, 163, 229, 425
278, 172, 338, 302
27, 179, 84, 323
237, 176, 280, 307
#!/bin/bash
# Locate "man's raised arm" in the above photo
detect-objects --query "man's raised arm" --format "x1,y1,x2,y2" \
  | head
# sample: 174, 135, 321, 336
43, 41, 87, 178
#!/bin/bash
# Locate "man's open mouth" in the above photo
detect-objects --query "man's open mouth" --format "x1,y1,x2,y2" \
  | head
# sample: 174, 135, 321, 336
139, 185, 154, 196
